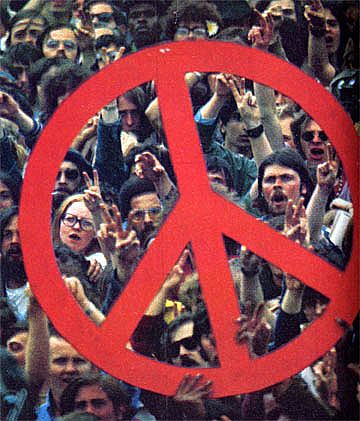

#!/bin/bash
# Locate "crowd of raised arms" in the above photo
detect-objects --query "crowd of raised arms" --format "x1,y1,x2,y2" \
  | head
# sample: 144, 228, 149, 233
0, 0, 358, 420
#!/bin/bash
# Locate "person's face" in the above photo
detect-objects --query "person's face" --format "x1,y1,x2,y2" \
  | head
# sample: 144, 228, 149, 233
174, 21, 208, 41
300, 120, 328, 166
279, 116, 295, 149
303, 299, 327, 322
1, 215, 22, 263
270, 0, 296, 22
262, 164, 304, 215
223, 114, 252, 157
10, 18, 45, 46
89, 2, 116, 29
11, 63, 31, 97
59, 201, 95, 253
54, 161, 81, 196
130, 192, 162, 245
74, 385, 117, 421
324, 9, 340, 55
6, 331, 28, 367
170, 320, 208, 367
49, 336, 92, 397
128, 3, 158, 45
43, 28, 78, 61
118, 96, 141, 134
0, 181, 14, 211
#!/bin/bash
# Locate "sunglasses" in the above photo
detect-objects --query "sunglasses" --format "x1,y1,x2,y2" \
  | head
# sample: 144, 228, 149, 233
90, 12, 113, 23
168, 336, 199, 358
175, 26, 207, 38
132, 207, 162, 222
56, 169, 80, 181
302, 131, 328, 142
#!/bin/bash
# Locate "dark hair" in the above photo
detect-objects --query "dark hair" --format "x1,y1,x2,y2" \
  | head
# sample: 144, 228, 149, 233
119, 175, 156, 219
7, 9, 48, 48
162, 304, 211, 362
256, 148, 314, 212
95, 33, 125, 50
205, 154, 234, 190
84, 0, 126, 27
0, 205, 18, 245
119, 87, 152, 140
2, 42, 42, 68
0, 171, 22, 206
165, 0, 222, 39
60, 373, 132, 419
290, 110, 313, 160
215, 25, 248, 45
40, 62, 91, 122
39, 24, 79, 60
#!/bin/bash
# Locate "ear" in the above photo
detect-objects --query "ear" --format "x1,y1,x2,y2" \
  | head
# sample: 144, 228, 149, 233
219, 121, 226, 135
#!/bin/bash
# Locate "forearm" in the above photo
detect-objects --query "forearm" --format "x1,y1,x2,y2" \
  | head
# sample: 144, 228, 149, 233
79, 300, 105, 325
308, 34, 336, 86
281, 289, 304, 314
254, 83, 283, 151
200, 93, 227, 120
306, 185, 329, 242
248, 131, 273, 167
240, 273, 264, 310
25, 305, 49, 395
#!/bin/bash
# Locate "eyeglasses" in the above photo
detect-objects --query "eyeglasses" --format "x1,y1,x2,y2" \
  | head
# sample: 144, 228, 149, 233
46, 39, 77, 50
90, 12, 113, 23
62, 213, 94, 231
132, 207, 163, 222
302, 131, 328, 143
168, 336, 199, 358
175, 26, 207, 39
56, 169, 80, 181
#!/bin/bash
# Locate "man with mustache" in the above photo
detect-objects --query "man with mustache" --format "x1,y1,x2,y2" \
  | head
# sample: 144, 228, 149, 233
0, 206, 28, 321
52, 149, 93, 211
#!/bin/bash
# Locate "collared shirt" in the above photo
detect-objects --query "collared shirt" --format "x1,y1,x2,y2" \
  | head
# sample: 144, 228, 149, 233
37, 390, 58, 421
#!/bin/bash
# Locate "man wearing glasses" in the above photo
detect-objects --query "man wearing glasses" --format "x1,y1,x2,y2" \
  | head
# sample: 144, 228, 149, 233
52, 149, 93, 212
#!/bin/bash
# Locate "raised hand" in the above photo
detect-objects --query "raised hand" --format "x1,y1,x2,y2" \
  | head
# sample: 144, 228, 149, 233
304, 0, 326, 31
228, 77, 260, 129
235, 302, 271, 357
239, 246, 263, 278
83, 169, 103, 213
0, 91, 21, 120
134, 151, 165, 183
283, 197, 311, 247
316, 144, 338, 194
173, 374, 212, 419
248, 10, 274, 50
98, 46, 126, 70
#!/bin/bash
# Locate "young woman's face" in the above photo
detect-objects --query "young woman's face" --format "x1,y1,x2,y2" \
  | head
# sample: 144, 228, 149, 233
59, 201, 95, 253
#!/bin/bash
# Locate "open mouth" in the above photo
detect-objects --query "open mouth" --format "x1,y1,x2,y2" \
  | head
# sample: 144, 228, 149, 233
309, 147, 325, 160
271, 191, 287, 204
69, 233, 81, 241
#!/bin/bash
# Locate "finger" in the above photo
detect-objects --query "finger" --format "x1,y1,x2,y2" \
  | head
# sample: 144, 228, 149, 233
228, 78, 241, 103
93, 169, 99, 187
83, 171, 92, 189
99, 203, 113, 224
177, 248, 190, 270
111, 204, 123, 229
239, 77, 246, 96
115, 46, 126, 61
126, 209, 137, 233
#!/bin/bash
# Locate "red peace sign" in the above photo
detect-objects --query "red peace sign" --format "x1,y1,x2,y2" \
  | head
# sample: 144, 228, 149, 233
20, 41, 358, 397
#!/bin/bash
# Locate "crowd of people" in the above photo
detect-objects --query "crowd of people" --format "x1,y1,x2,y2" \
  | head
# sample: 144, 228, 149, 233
0, 0, 358, 420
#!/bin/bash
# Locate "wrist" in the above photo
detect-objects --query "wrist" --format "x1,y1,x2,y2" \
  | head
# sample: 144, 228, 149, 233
246, 124, 264, 138
309, 23, 326, 37
83, 301, 95, 315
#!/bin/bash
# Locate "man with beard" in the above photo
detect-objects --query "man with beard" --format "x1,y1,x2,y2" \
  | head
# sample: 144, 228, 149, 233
52, 149, 93, 212
124, 0, 164, 50
0, 206, 28, 321
254, 148, 314, 218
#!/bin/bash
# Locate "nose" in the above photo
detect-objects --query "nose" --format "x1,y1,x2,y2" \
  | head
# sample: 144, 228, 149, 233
179, 344, 190, 357
125, 112, 133, 127
312, 132, 322, 143
64, 360, 78, 373
59, 172, 67, 184
24, 33, 35, 45
11, 231, 20, 244
18, 70, 28, 86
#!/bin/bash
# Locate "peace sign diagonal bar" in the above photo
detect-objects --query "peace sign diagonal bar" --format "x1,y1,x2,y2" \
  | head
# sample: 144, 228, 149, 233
20, 41, 358, 398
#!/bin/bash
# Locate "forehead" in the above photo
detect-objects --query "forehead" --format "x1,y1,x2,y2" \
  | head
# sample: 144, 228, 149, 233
60, 161, 79, 172
304, 120, 322, 132
118, 96, 137, 111
65, 201, 92, 218
324, 8, 337, 21
129, 3, 156, 14
8, 331, 28, 343
171, 320, 194, 343
130, 192, 160, 210
263, 164, 300, 178
90, 2, 113, 13
13, 18, 44, 31
50, 336, 82, 357
48, 28, 76, 41
76, 384, 108, 401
